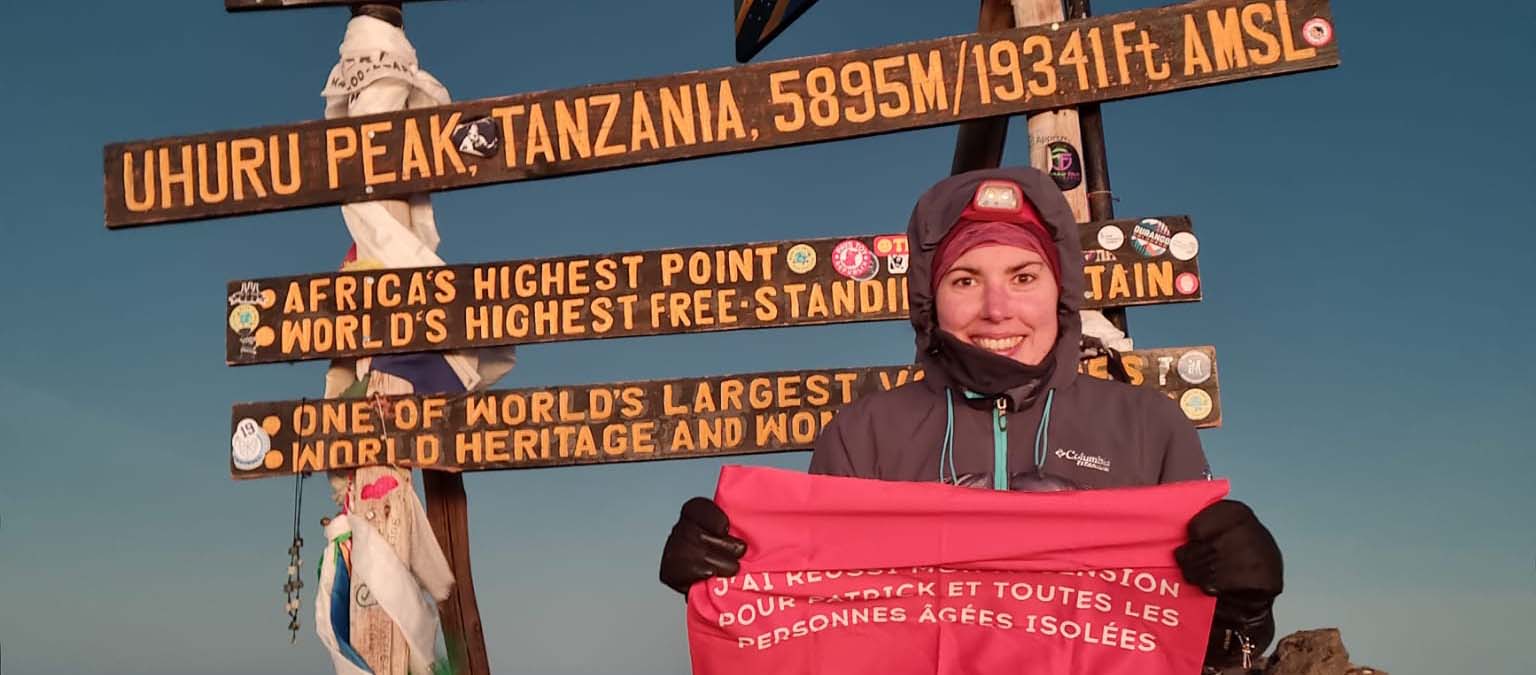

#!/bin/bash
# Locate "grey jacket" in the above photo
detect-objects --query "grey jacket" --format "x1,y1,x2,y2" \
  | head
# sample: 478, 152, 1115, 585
809, 167, 1209, 488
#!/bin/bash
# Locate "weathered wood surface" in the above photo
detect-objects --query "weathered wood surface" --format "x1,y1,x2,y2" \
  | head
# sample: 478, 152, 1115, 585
109, 0, 1338, 227
422, 471, 490, 675
735, 0, 823, 63
228, 345, 1221, 479
225, 216, 1203, 364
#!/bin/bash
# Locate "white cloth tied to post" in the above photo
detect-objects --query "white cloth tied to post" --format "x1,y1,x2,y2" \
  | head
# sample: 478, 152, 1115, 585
321, 15, 516, 393
316, 510, 455, 675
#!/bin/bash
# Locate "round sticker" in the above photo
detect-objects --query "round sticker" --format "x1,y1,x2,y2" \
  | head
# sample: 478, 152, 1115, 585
1179, 389, 1214, 421
1169, 232, 1199, 261
1302, 18, 1333, 47
1131, 219, 1171, 257
831, 240, 877, 281
1097, 225, 1125, 251
1177, 350, 1213, 385
786, 244, 817, 274
1046, 142, 1083, 190
229, 304, 261, 332
1175, 272, 1201, 296
231, 417, 271, 470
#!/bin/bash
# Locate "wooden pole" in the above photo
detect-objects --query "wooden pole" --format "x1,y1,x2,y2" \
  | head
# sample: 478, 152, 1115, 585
424, 471, 491, 675
949, 0, 1017, 174
1066, 0, 1127, 334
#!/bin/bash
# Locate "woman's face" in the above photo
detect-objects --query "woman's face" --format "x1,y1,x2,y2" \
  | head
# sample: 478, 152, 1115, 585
935, 244, 1059, 366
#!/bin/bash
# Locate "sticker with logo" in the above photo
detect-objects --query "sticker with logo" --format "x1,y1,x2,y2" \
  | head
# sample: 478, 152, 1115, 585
1176, 350, 1213, 385
1130, 219, 1171, 257
887, 254, 909, 274
1046, 142, 1083, 190
231, 417, 271, 471
831, 239, 877, 281
785, 244, 817, 274
1302, 17, 1334, 47
450, 116, 501, 159
1169, 231, 1199, 261
871, 234, 910, 257
1097, 225, 1125, 251
1175, 272, 1201, 296
1179, 388, 1214, 421
229, 304, 261, 333
1055, 448, 1112, 473
1083, 249, 1117, 264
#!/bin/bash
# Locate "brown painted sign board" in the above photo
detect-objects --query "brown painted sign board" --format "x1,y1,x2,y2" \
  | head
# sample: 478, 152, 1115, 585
225, 0, 444, 11
226, 216, 1201, 364
229, 345, 1220, 479
110, 0, 1338, 227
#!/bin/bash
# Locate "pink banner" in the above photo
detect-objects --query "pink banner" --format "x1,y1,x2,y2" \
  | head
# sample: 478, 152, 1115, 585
687, 466, 1228, 675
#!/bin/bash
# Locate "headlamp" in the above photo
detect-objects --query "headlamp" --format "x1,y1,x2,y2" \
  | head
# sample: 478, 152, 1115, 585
973, 180, 1022, 212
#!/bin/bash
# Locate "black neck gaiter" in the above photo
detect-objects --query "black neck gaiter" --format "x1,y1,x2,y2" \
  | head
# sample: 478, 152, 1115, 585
928, 329, 1057, 405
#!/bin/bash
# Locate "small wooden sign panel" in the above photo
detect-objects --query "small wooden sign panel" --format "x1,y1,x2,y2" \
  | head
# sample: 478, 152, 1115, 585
229, 345, 1220, 478
225, 216, 1201, 364
109, 0, 1338, 227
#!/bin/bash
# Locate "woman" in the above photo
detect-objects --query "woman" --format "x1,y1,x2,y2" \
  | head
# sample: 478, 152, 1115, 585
660, 167, 1282, 671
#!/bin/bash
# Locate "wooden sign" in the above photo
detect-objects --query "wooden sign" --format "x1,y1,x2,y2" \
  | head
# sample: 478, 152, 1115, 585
226, 216, 1201, 364
109, 0, 1338, 227
225, 0, 444, 11
229, 345, 1219, 478
735, 0, 823, 63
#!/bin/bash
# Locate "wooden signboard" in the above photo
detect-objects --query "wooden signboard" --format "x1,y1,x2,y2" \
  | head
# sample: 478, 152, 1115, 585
225, 0, 443, 11
225, 216, 1202, 364
229, 345, 1220, 478
108, 0, 1338, 227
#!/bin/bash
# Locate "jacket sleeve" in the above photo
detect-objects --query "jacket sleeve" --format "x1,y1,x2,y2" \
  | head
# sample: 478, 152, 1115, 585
808, 410, 866, 477
1153, 393, 1211, 483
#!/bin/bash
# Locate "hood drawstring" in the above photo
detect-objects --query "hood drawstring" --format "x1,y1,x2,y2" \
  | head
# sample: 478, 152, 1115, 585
1034, 388, 1055, 475
937, 386, 1057, 487
939, 388, 958, 484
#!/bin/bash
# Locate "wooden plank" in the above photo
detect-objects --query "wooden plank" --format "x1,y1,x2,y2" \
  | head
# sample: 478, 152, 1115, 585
225, 0, 442, 11
109, 0, 1339, 227
225, 216, 1203, 364
227, 345, 1220, 479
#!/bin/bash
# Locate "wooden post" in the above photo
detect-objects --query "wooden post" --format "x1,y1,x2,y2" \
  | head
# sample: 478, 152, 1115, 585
1066, 0, 1127, 333
949, 0, 1017, 174
423, 471, 491, 675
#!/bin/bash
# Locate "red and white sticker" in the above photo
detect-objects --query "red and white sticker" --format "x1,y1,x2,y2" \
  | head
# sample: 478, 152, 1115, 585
1302, 18, 1333, 47
1175, 272, 1201, 296
832, 240, 877, 281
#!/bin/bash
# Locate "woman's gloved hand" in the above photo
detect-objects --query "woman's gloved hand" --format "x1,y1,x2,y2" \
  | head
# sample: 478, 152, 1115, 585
1175, 500, 1283, 668
659, 497, 748, 595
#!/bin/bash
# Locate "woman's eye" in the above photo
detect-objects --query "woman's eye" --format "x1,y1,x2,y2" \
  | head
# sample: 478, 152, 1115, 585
951, 276, 976, 287
1013, 273, 1036, 285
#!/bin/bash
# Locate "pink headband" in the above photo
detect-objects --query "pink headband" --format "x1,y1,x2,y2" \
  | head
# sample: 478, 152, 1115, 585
931, 219, 1060, 294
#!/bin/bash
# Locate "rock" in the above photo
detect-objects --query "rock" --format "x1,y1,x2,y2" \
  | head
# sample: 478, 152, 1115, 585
1259, 628, 1387, 675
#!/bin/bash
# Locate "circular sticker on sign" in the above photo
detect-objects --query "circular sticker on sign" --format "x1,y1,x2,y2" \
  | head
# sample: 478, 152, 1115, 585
1169, 232, 1199, 261
1179, 388, 1214, 421
1097, 225, 1125, 251
231, 417, 271, 471
229, 304, 261, 332
832, 240, 877, 281
1177, 350, 1213, 385
1131, 219, 1171, 257
1302, 18, 1333, 47
1175, 272, 1201, 296
1046, 142, 1083, 190
786, 244, 817, 274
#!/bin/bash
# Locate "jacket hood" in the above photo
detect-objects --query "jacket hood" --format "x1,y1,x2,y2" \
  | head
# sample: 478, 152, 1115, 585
906, 167, 1083, 405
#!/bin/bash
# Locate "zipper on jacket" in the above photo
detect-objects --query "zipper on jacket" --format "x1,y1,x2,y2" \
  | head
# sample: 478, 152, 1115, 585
992, 396, 1009, 490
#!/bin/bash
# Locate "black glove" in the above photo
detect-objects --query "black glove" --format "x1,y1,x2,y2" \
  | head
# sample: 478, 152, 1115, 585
659, 497, 748, 595
1175, 500, 1283, 668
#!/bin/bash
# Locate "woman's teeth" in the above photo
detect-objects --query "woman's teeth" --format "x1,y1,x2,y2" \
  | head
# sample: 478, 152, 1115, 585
974, 336, 1023, 352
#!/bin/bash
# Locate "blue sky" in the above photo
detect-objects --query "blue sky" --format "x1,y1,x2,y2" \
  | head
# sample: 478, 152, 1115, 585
1, 1, 1532, 674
